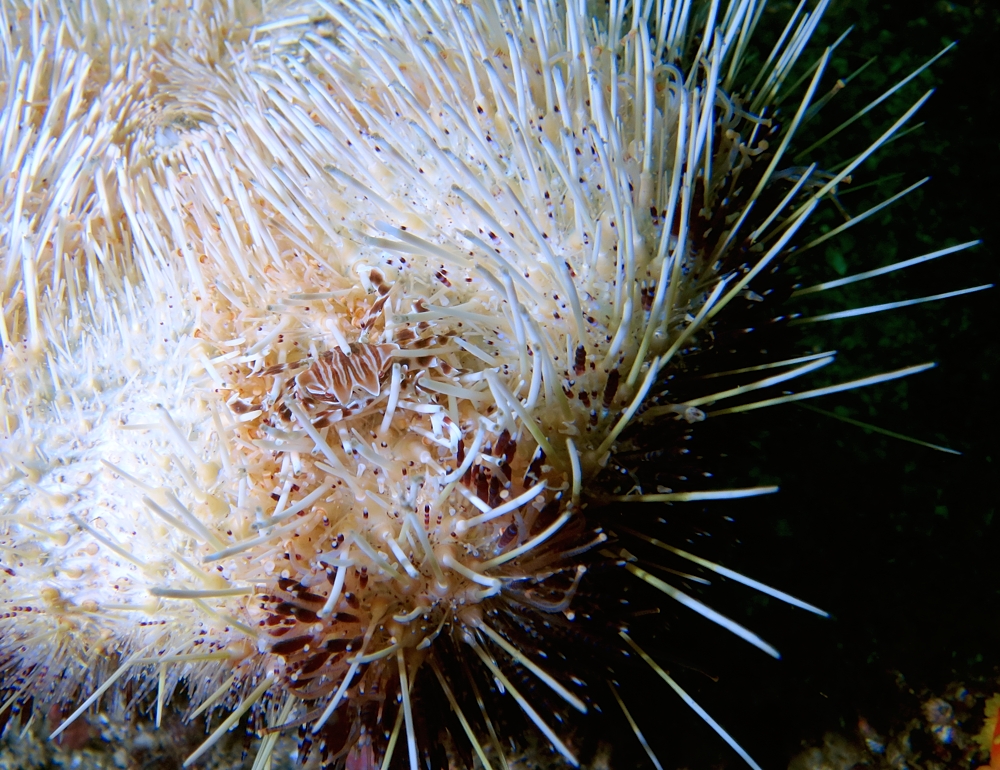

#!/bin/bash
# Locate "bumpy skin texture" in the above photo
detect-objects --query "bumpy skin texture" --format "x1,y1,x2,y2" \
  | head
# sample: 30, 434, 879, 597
0, 0, 967, 767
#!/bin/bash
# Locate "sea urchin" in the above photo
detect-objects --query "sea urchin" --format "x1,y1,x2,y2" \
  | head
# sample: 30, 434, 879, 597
0, 0, 986, 767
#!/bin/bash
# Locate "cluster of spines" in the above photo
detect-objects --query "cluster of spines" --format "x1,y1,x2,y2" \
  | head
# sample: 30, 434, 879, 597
0, 0, 989, 768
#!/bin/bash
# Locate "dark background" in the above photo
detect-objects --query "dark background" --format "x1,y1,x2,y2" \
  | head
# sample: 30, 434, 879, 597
636, 0, 999, 767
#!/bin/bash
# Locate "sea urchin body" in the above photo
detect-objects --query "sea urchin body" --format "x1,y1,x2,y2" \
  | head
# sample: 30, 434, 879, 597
0, 0, 985, 767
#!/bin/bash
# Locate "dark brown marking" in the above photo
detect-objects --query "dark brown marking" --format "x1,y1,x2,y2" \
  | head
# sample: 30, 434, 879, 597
497, 523, 518, 548
272, 635, 313, 656
603, 369, 620, 407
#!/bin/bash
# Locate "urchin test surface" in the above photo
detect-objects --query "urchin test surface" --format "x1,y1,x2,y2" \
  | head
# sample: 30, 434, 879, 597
0, 0, 676, 728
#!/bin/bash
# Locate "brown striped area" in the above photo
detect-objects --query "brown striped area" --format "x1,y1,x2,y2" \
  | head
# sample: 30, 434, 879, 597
294, 343, 397, 405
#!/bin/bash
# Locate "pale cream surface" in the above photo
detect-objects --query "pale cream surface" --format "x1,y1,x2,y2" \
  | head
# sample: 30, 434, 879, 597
0, 0, 851, 766
0, 0, 679, 715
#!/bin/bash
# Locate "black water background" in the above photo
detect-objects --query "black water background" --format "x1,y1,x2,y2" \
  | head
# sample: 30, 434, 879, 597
630, 1, 1000, 767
